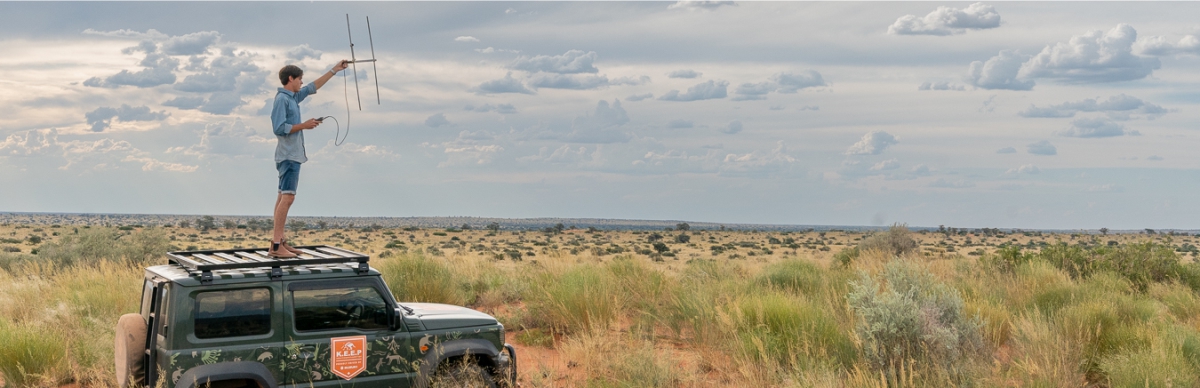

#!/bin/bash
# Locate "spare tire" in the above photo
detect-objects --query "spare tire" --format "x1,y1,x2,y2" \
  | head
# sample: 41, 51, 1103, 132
115, 313, 147, 388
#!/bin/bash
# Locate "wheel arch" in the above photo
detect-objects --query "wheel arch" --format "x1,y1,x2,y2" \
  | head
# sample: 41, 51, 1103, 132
174, 361, 278, 388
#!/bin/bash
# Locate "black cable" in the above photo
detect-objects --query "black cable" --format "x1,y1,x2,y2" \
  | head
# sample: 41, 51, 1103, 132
318, 68, 351, 147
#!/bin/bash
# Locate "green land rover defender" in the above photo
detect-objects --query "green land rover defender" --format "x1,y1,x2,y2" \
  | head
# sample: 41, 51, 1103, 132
113, 245, 516, 388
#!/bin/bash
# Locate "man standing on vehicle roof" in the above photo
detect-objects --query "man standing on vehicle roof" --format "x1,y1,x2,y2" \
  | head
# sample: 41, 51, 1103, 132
269, 60, 349, 258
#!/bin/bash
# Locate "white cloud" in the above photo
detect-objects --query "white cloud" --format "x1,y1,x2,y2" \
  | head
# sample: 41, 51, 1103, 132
166, 119, 271, 159
888, 3, 1001, 36
626, 93, 654, 101
721, 120, 743, 134
668, 69, 702, 79
870, 159, 900, 171
996, 146, 1016, 154
464, 103, 518, 114
425, 113, 451, 128
85, 104, 169, 132
161, 31, 221, 55
719, 141, 798, 177
918, 81, 965, 91
285, 44, 322, 61
475, 47, 520, 54
659, 80, 729, 101
1018, 24, 1160, 84
771, 70, 826, 93
845, 131, 898, 155
472, 73, 534, 95
543, 100, 634, 144
966, 50, 1034, 90
1006, 164, 1040, 174
84, 48, 179, 88
1059, 117, 1139, 138
1, 128, 196, 172
455, 36, 480, 43
527, 74, 612, 90
1138, 34, 1200, 56
1018, 94, 1167, 119
517, 145, 599, 165
1027, 140, 1057, 155
510, 50, 599, 74
668, 1, 736, 11
439, 144, 503, 167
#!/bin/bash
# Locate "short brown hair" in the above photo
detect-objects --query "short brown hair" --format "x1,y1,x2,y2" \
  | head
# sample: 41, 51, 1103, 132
278, 65, 303, 86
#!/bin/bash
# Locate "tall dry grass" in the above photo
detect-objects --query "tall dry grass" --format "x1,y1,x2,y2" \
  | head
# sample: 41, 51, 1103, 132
6, 226, 1200, 387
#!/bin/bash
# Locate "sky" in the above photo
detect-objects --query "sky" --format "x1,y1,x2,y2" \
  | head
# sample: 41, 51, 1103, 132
3, 1, 1200, 230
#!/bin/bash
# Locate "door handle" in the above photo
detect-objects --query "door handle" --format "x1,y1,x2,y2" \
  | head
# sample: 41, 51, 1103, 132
300, 345, 316, 359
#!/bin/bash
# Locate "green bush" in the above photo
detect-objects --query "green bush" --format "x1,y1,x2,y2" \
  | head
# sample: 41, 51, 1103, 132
857, 224, 918, 256
988, 245, 1033, 272
833, 247, 858, 268
1039, 242, 1200, 292
848, 259, 985, 383
0, 320, 68, 387
756, 259, 825, 296
376, 253, 471, 306
526, 266, 618, 334
32, 227, 168, 269
733, 292, 856, 369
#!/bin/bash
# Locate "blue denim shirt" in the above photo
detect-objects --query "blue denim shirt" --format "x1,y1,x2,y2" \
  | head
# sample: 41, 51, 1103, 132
270, 83, 317, 163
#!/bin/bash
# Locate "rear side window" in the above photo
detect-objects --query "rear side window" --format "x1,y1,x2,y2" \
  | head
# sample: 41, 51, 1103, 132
293, 286, 389, 331
195, 288, 272, 339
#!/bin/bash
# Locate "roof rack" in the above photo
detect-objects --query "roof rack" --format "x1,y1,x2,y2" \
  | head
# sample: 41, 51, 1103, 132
167, 245, 369, 284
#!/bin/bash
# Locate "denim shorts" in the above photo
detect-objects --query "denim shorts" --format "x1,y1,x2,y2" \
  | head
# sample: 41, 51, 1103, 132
277, 160, 301, 194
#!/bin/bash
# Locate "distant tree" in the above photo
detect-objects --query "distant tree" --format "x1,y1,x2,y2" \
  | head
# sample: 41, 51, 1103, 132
587, 226, 599, 233
178, 220, 190, 228
462, 223, 472, 230
664, 227, 675, 232
289, 220, 308, 231
676, 222, 690, 231
554, 223, 565, 234
675, 234, 691, 244
27, 235, 42, 245
486, 222, 501, 232
652, 242, 670, 254
1146, 228, 1157, 235
1100, 227, 1109, 236
223, 220, 237, 229
647, 233, 663, 243
197, 216, 216, 231
317, 221, 328, 229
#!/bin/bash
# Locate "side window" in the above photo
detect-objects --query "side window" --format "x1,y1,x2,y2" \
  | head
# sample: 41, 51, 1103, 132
140, 280, 154, 320
293, 286, 389, 331
194, 288, 272, 339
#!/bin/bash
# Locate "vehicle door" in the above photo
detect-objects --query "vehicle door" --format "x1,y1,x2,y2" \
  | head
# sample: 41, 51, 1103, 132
282, 277, 414, 387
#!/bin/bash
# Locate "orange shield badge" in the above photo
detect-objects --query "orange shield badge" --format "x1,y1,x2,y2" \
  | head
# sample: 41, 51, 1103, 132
330, 336, 367, 380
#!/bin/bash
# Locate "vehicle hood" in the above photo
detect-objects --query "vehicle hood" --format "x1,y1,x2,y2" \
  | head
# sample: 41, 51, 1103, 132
404, 303, 498, 330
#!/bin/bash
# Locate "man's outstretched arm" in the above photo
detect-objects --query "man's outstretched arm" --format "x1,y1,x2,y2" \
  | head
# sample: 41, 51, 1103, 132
313, 60, 350, 90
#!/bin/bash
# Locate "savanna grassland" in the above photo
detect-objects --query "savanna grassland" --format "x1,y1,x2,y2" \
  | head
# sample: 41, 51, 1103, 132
3, 220, 1200, 387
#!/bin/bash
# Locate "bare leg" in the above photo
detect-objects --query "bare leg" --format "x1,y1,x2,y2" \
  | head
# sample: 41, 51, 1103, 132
272, 193, 295, 252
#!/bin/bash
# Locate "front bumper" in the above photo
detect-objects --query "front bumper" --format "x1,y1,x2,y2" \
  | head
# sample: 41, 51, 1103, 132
496, 343, 517, 387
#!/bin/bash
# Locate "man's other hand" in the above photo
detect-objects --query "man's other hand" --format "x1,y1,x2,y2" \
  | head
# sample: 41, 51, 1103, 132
333, 60, 349, 73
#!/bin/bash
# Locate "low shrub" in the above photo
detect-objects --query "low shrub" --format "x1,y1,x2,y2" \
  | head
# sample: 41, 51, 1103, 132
858, 224, 918, 256
525, 266, 618, 334
1100, 326, 1200, 387
848, 259, 985, 383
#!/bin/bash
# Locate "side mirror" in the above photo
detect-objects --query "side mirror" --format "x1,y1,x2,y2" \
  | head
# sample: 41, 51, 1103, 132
389, 307, 402, 330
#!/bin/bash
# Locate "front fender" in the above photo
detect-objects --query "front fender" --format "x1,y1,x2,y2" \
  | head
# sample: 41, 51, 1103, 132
175, 361, 278, 388
415, 339, 500, 388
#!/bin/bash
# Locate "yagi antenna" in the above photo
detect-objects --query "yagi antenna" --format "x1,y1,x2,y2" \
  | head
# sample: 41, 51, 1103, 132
345, 14, 380, 110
